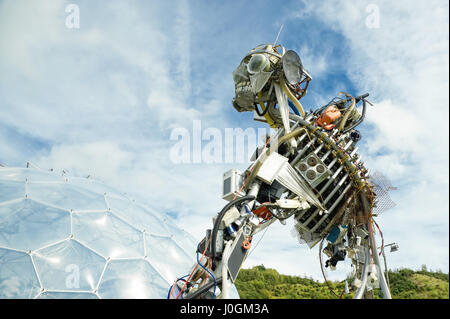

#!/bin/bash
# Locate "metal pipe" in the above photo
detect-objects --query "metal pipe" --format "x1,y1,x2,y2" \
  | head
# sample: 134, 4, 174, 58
369, 226, 392, 299
318, 165, 345, 196
220, 240, 234, 299
313, 144, 325, 154
291, 137, 317, 166
382, 249, 390, 289
322, 172, 350, 206
350, 147, 359, 158
301, 172, 349, 228
310, 182, 352, 232
354, 248, 370, 299
321, 149, 332, 162
360, 189, 392, 299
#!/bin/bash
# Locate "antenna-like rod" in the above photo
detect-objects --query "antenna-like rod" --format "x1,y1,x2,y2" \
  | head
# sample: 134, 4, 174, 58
273, 24, 284, 46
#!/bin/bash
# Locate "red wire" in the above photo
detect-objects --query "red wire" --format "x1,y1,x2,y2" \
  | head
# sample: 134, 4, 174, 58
175, 238, 210, 299
368, 217, 374, 264
372, 218, 384, 256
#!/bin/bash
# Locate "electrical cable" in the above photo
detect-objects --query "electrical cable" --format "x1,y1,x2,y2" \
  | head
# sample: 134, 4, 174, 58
246, 224, 269, 258
372, 218, 384, 256
254, 101, 269, 116
196, 243, 217, 299
184, 277, 224, 300
287, 100, 300, 116
176, 236, 212, 299
211, 195, 256, 264
167, 275, 188, 299
342, 99, 367, 134
318, 238, 341, 298
337, 93, 356, 131
279, 79, 306, 117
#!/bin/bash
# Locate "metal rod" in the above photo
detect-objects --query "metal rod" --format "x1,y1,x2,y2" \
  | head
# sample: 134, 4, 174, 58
220, 240, 234, 299
318, 165, 345, 196
291, 137, 317, 166
301, 172, 349, 228
310, 182, 352, 232
354, 248, 370, 299
369, 226, 392, 299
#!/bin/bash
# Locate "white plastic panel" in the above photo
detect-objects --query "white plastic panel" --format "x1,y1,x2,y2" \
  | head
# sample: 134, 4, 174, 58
0, 168, 66, 183
0, 181, 25, 203
256, 152, 288, 184
106, 194, 168, 235
163, 221, 198, 256
72, 211, 144, 259
27, 182, 107, 211
37, 291, 99, 299
0, 198, 70, 251
0, 249, 41, 298
98, 259, 167, 299
145, 234, 192, 283
32, 239, 105, 291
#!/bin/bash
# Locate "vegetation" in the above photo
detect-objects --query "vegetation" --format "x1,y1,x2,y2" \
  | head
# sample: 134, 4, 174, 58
234, 265, 449, 299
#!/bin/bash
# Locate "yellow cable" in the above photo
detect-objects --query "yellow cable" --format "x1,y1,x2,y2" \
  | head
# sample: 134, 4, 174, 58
257, 92, 277, 128
280, 79, 305, 117
338, 94, 356, 131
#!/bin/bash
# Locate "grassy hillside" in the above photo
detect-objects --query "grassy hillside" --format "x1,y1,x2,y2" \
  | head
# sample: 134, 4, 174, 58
234, 265, 449, 299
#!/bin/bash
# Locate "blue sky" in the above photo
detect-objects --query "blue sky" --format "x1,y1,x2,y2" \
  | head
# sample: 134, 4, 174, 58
0, 0, 448, 281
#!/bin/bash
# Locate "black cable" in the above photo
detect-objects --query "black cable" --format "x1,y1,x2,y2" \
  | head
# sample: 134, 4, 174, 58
355, 93, 369, 103
254, 102, 269, 116
210, 195, 255, 265
184, 277, 223, 299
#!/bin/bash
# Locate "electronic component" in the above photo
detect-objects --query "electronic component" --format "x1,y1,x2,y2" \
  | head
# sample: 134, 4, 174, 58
227, 232, 248, 282
256, 180, 285, 203
205, 229, 224, 258
215, 206, 240, 230
295, 152, 331, 188
256, 152, 288, 184
222, 169, 245, 201
327, 225, 348, 244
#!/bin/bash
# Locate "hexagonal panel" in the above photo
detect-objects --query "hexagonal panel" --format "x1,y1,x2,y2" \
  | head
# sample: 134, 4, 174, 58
0, 198, 70, 251
145, 234, 192, 283
163, 221, 197, 256
37, 291, 98, 299
72, 211, 144, 259
98, 259, 167, 299
0, 248, 41, 298
0, 180, 25, 203
0, 168, 65, 183
105, 194, 167, 235
0, 167, 204, 299
68, 177, 124, 198
27, 182, 107, 211
32, 239, 105, 291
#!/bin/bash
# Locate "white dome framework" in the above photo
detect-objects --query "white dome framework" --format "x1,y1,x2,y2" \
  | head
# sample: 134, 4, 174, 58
0, 167, 197, 299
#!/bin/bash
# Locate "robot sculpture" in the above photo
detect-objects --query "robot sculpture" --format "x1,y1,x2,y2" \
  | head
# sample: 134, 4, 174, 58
170, 44, 392, 299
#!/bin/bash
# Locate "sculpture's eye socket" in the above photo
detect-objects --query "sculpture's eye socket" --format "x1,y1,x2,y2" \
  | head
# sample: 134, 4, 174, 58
282, 50, 304, 85
247, 54, 270, 74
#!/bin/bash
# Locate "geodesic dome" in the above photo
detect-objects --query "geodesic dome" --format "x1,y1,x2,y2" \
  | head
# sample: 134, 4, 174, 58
0, 167, 198, 299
